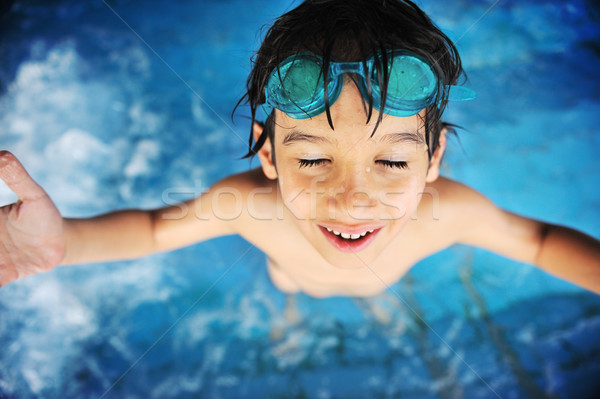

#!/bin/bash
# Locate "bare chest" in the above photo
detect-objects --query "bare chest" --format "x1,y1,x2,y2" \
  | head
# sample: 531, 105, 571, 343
265, 247, 416, 298
233, 173, 457, 298
242, 220, 445, 298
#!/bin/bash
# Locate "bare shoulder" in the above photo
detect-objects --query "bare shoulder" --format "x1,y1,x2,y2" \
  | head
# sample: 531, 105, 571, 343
214, 167, 275, 192
414, 175, 505, 242
151, 167, 277, 251
420, 175, 496, 223
428, 175, 488, 204
211, 167, 279, 218
423, 175, 543, 263
218, 166, 277, 197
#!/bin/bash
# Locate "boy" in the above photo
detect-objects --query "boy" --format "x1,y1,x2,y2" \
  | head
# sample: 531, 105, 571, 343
0, 0, 599, 297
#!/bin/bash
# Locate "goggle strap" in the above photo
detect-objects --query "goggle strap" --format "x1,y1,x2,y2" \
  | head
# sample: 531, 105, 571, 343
447, 85, 477, 101
262, 104, 274, 118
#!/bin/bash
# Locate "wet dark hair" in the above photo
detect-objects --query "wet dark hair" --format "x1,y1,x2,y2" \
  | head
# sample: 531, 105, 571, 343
236, 0, 465, 159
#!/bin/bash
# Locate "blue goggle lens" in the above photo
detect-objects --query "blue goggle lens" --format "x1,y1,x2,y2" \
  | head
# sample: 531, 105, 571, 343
370, 53, 438, 116
266, 55, 326, 117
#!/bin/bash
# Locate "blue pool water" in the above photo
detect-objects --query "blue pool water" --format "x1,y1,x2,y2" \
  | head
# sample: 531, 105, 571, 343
1, 0, 599, 398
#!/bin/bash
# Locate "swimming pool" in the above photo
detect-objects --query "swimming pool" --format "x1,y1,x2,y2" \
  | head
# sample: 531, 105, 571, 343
1, 0, 599, 398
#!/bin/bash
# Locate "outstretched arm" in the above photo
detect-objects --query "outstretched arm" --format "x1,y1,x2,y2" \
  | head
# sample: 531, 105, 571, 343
451, 181, 600, 295
0, 151, 161, 285
531, 224, 600, 294
0, 151, 239, 286
61, 211, 156, 265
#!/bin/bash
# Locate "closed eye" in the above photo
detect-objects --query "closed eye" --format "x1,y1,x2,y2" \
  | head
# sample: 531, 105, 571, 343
376, 160, 408, 169
298, 159, 329, 168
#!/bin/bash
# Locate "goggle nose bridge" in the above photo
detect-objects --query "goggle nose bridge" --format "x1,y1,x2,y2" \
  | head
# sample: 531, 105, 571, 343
328, 62, 368, 80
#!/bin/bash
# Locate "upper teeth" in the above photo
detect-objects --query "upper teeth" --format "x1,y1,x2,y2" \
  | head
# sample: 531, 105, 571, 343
326, 228, 374, 240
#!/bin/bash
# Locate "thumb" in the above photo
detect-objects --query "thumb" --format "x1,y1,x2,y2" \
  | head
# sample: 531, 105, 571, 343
0, 151, 47, 201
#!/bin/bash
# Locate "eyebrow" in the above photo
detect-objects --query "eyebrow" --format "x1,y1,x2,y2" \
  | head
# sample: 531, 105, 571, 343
282, 131, 332, 146
377, 132, 426, 145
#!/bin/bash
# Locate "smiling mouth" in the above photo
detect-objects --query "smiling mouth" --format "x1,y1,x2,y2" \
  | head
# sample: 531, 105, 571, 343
318, 225, 382, 253
325, 227, 374, 240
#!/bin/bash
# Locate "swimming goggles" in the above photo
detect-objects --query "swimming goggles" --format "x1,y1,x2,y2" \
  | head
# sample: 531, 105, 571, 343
263, 50, 476, 119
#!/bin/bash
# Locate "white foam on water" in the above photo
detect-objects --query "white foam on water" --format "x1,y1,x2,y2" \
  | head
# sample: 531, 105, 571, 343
191, 94, 219, 130
0, 42, 109, 209
0, 181, 17, 205
128, 101, 165, 137
0, 37, 174, 215
45, 128, 110, 162
1, 277, 98, 394
124, 140, 161, 178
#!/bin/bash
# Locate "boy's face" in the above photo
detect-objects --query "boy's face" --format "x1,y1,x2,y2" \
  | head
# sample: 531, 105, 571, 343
257, 81, 444, 269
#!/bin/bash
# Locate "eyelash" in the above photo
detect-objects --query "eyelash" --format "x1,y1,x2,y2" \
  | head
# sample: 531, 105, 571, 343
298, 159, 408, 169
376, 160, 408, 169
298, 159, 328, 168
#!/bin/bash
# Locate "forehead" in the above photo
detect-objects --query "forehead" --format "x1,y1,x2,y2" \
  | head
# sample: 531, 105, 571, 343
280, 126, 425, 148
274, 107, 427, 147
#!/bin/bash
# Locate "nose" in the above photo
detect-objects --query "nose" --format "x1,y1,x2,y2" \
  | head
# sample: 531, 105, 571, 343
327, 162, 378, 220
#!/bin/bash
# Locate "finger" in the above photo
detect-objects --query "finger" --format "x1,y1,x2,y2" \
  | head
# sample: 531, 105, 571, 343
0, 151, 47, 201
0, 267, 19, 288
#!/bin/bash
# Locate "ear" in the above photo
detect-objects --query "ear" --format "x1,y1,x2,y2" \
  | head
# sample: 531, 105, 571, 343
425, 128, 447, 183
253, 122, 278, 180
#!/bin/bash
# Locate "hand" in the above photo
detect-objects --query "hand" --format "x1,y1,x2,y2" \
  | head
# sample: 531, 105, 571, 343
0, 151, 66, 287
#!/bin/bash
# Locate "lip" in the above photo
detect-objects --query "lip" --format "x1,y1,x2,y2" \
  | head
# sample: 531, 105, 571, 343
319, 223, 384, 235
318, 224, 383, 253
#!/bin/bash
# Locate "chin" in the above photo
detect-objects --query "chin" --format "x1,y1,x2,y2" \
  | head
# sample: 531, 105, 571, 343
320, 250, 379, 270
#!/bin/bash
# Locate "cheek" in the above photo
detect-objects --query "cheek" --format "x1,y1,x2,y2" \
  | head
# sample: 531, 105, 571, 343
279, 174, 427, 223
276, 154, 430, 221
375, 174, 425, 220
277, 169, 317, 219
